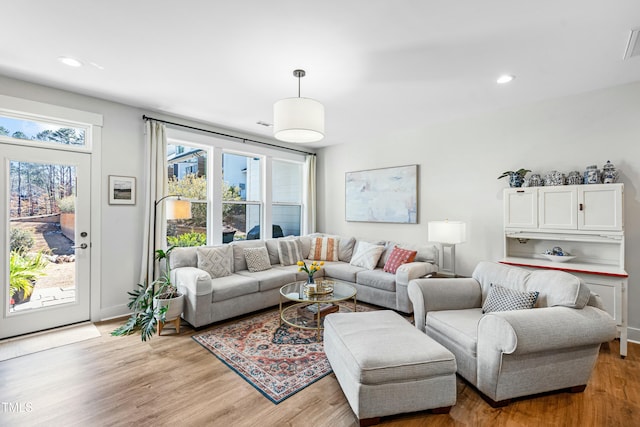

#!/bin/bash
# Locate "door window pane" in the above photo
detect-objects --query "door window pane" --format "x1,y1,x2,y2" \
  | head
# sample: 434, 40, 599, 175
166, 144, 207, 246
0, 115, 86, 147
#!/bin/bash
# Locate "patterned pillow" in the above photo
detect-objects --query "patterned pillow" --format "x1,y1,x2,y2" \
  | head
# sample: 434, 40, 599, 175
243, 247, 272, 272
482, 284, 539, 314
383, 246, 418, 273
350, 241, 385, 270
196, 245, 233, 279
308, 236, 339, 261
278, 239, 303, 266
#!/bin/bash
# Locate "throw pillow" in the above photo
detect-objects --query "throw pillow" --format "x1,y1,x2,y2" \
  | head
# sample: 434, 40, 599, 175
243, 247, 272, 272
482, 283, 539, 314
350, 241, 385, 270
278, 239, 303, 266
197, 245, 233, 279
383, 246, 418, 273
309, 236, 339, 261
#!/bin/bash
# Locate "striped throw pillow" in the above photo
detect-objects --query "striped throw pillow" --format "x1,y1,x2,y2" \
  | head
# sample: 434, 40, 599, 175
278, 239, 303, 266
309, 237, 339, 261
349, 241, 385, 270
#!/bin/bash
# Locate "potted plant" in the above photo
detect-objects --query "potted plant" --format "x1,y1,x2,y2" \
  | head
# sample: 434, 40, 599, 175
112, 247, 184, 341
498, 168, 531, 188
297, 260, 324, 284
9, 250, 48, 305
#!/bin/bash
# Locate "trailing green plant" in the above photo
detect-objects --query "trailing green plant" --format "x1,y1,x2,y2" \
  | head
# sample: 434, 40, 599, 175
9, 250, 48, 300
167, 231, 206, 247
10, 227, 35, 253
112, 247, 180, 341
57, 196, 75, 213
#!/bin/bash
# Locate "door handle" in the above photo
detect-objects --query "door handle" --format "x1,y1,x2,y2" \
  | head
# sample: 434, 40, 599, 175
579, 203, 584, 211
73, 243, 88, 249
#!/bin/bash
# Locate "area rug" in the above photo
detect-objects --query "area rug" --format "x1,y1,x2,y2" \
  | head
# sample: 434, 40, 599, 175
192, 303, 369, 404
0, 322, 101, 361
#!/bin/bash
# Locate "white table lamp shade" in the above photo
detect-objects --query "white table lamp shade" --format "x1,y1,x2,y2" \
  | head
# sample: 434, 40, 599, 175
428, 221, 466, 244
165, 199, 192, 220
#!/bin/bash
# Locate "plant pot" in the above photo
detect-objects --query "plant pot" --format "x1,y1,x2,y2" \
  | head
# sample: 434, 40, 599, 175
509, 173, 524, 188
307, 275, 315, 284
154, 293, 184, 321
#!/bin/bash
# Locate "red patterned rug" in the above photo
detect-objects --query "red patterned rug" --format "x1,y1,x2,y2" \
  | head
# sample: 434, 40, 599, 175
192, 303, 368, 404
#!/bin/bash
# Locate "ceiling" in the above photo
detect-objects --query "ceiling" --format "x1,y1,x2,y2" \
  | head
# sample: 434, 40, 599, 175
2, 1, 639, 148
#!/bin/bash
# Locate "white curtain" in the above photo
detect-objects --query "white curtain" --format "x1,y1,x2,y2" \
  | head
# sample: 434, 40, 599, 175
139, 120, 168, 284
305, 154, 316, 234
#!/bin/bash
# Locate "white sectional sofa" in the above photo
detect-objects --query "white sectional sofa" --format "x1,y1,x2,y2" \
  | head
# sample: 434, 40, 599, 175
169, 233, 439, 328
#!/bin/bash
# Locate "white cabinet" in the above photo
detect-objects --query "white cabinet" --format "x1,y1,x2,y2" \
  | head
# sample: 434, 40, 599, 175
502, 183, 627, 357
505, 184, 623, 232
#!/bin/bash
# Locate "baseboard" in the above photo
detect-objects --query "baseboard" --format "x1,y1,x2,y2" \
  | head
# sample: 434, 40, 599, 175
627, 326, 640, 344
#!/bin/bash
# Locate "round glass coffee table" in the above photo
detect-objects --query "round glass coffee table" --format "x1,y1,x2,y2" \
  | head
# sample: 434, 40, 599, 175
279, 278, 357, 340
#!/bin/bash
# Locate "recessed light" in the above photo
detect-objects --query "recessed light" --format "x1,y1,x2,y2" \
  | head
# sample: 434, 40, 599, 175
497, 74, 515, 84
58, 56, 83, 67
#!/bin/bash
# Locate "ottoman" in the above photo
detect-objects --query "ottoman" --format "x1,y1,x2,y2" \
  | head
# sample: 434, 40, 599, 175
324, 310, 457, 426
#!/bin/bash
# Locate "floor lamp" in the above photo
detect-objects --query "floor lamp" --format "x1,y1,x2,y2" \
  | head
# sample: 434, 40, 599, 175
151, 195, 192, 281
428, 220, 466, 276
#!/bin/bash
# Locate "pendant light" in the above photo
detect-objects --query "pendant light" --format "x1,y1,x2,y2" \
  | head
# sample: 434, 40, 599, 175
273, 69, 325, 143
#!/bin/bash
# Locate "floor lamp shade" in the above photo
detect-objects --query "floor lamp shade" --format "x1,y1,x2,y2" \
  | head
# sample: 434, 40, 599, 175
273, 97, 325, 143
165, 198, 192, 220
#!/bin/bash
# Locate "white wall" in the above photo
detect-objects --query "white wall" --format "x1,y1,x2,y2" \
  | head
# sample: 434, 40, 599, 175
317, 81, 640, 341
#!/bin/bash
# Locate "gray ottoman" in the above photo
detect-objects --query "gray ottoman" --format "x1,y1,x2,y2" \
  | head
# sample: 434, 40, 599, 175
324, 310, 457, 426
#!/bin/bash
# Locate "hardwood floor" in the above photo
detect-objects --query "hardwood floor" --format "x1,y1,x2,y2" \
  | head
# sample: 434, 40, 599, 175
1, 312, 638, 427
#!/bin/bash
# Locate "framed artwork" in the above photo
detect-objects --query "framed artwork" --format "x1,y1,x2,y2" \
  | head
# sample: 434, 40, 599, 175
108, 175, 136, 205
345, 164, 418, 223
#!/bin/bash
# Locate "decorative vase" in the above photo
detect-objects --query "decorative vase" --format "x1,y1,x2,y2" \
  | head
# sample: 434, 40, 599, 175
307, 275, 315, 284
508, 173, 524, 188
602, 160, 618, 184
584, 165, 600, 184
566, 171, 583, 185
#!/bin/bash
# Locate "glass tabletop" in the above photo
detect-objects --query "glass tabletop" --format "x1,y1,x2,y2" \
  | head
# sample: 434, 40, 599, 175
280, 279, 357, 303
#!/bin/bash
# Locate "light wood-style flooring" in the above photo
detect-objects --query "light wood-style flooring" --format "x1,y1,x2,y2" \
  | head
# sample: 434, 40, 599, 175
1, 309, 638, 427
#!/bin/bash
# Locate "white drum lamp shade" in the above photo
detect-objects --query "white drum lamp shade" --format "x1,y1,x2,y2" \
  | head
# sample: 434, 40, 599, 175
273, 97, 325, 143
165, 198, 192, 220
428, 220, 466, 275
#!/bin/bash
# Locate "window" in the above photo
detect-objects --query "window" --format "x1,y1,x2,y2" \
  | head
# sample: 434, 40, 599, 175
272, 160, 302, 237
166, 143, 208, 248
222, 153, 261, 241
0, 114, 87, 148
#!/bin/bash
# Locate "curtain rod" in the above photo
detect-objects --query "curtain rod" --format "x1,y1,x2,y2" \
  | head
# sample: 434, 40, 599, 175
142, 115, 316, 156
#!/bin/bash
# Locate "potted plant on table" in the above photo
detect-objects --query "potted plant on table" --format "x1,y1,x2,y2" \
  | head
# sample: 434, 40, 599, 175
112, 247, 184, 341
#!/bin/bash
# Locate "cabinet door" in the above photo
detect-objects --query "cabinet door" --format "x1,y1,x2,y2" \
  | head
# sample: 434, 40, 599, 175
538, 187, 577, 229
583, 279, 622, 325
504, 188, 537, 228
578, 185, 623, 231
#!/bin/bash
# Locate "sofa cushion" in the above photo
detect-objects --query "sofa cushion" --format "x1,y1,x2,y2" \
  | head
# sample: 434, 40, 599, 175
426, 309, 483, 357
244, 247, 272, 272
482, 283, 539, 314
323, 262, 366, 283
383, 246, 417, 273
236, 268, 298, 292
230, 240, 265, 272
210, 274, 259, 302
350, 241, 385, 270
309, 236, 339, 261
278, 239, 303, 266
264, 239, 281, 265
526, 269, 591, 309
356, 269, 396, 292
197, 245, 233, 278
169, 246, 197, 269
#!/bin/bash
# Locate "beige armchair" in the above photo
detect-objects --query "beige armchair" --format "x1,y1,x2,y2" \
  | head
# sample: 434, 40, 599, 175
408, 261, 617, 406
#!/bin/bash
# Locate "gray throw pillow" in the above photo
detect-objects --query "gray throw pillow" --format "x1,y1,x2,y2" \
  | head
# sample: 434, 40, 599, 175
244, 247, 272, 272
350, 241, 385, 270
197, 245, 233, 279
482, 283, 539, 314
278, 239, 303, 266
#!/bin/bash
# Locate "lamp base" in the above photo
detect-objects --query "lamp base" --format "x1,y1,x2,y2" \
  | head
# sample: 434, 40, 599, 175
439, 243, 457, 276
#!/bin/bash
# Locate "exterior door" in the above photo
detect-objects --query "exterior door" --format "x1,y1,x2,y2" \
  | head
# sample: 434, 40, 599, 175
1, 143, 91, 339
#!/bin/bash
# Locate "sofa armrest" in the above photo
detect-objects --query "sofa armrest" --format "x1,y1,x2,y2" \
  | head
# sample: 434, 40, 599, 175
171, 267, 212, 297
408, 278, 482, 332
478, 306, 617, 356
395, 262, 437, 285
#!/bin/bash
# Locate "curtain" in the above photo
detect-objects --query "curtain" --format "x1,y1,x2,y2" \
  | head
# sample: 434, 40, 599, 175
139, 120, 168, 284
305, 154, 316, 234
